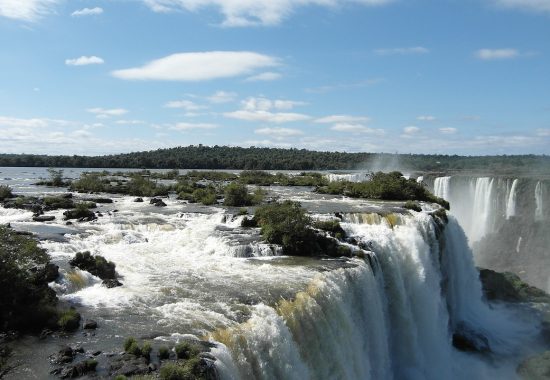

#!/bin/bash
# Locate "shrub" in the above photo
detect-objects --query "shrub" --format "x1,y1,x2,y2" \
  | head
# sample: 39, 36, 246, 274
160, 363, 188, 380
47, 168, 65, 187
127, 341, 142, 356
254, 201, 316, 256
192, 187, 218, 205
158, 346, 170, 360
313, 220, 346, 239
174, 342, 200, 360
58, 308, 81, 331
0, 185, 13, 201
43, 196, 75, 210
123, 337, 137, 352
70, 173, 107, 193
114, 376, 127, 380
223, 183, 251, 207
251, 188, 266, 205
141, 341, 152, 358
403, 200, 422, 212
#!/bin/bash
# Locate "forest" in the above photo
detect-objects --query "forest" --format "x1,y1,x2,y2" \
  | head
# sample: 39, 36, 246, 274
0, 145, 549, 175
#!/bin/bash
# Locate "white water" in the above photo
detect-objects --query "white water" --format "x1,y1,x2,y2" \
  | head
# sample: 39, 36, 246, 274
505, 179, 519, 219
434, 176, 451, 200
469, 178, 495, 243
213, 212, 536, 380
326, 173, 371, 183
535, 181, 544, 221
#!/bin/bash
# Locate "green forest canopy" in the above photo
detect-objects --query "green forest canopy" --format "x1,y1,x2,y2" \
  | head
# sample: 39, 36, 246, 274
0, 145, 549, 175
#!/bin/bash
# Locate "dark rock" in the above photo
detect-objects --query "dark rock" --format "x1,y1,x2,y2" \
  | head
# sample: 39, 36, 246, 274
134, 197, 144, 202
517, 351, 550, 380
33, 215, 56, 222
33, 263, 59, 283
50, 346, 75, 364
102, 279, 123, 288
59, 359, 97, 378
70, 251, 116, 280
39, 329, 54, 340
96, 212, 103, 217
66, 221, 73, 225
110, 354, 150, 377
479, 268, 550, 303
92, 350, 101, 356
150, 198, 167, 207
452, 322, 490, 353
83, 320, 97, 330
88, 197, 113, 204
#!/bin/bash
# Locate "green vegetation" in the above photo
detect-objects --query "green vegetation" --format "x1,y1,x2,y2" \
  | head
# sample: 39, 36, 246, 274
403, 200, 422, 212
159, 346, 171, 360
69, 251, 116, 280
70, 172, 108, 193
317, 171, 450, 209
1, 146, 549, 175
174, 342, 201, 360
57, 308, 81, 331
43, 196, 75, 210
0, 225, 59, 332
313, 219, 346, 240
123, 337, 156, 359
160, 357, 205, 380
70, 172, 168, 196
127, 174, 169, 197
223, 183, 251, 207
63, 202, 96, 220
0, 185, 13, 201
238, 170, 328, 186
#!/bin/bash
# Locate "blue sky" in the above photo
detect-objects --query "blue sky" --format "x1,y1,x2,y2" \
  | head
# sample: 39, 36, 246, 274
0, 0, 549, 156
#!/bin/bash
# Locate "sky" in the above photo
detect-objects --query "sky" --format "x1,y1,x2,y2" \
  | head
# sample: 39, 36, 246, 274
0, 0, 549, 156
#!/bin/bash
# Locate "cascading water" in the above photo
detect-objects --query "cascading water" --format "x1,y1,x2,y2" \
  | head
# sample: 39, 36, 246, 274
211, 212, 536, 380
505, 179, 518, 219
469, 178, 495, 243
325, 173, 371, 183
434, 176, 451, 200
535, 181, 544, 221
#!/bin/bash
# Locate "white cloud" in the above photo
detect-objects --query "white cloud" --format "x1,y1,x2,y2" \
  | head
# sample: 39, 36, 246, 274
207, 91, 238, 103
143, 0, 393, 27
536, 128, 550, 137
417, 115, 436, 121
255, 127, 304, 137
116, 120, 146, 125
374, 46, 430, 56
330, 123, 384, 135
71, 7, 103, 17
439, 127, 457, 134
65, 56, 104, 66
169, 122, 218, 130
475, 48, 519, 60
245, 72, 282, 81
242, 97, 306, 111
403, 126, 420, 135
164, 99, 206, 111
0, 0, 58, 21
87, 108, 128, 118
315, 115, 370, 124
492, 0, 550, 13
0, 115, 50, 128
112, 51, 279, 81
225, 110, 310, 123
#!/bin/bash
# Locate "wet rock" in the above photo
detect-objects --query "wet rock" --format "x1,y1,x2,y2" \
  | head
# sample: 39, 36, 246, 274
83, 320, 97, 330
92, 350, 101, 356
70, 251, 116, 280
50, 346, 75, 364
102, 279, 123, 288
452, 322, 490, 353
33, 215, 56, 222
479, 268, 550, 303
134, 197, 144, 202
109, 353, 150, 377
517, 351, 550, 380
39, 329, 54, 340
150, 198, 167, 207
59, 359, 97, 378
33, 262, 59, 283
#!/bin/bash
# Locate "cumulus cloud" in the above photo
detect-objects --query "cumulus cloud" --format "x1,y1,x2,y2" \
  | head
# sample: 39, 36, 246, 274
143, 0, 394, 27
330, 123, 384, 135
207, 91, 238, 103
255, 127, 304, 137
403, 125, 420, 135
0, 115, 50, 128
374, 46, 430, 56
439, 127, 457, 134
168, 122, 218, 130
475, 48, 519, 60
164, 99, 206, 111
536, 128, 550, 137
225, 96, 309, 123
417, 115, 436, 121
71, 7, 103, 17
115, 120, 146, 125
87, 108, 128, 118
112, 51, 279, 81
65, 56, 104, 66
315, 115, 370, 124
245, 72, 282, 81
492, 0, 550, 13
0, 0, 58, 21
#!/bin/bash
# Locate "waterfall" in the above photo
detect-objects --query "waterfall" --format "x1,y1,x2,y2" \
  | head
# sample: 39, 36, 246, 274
535, 181, 544, 221
326, 173, 371, 183
468, 178, 495, 243
212, 213, 533, 379
434, 176, 451, 200
505, 179, 518, 219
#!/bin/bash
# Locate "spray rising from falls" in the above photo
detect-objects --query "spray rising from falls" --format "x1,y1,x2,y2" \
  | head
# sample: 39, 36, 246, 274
211, 212, 534, 380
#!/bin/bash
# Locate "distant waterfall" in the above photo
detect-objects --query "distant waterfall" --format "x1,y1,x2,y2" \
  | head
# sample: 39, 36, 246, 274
434, 176, 451, 200
535, 181, 544, 221
326, 173, 371, 183
212, 213, 532, 379
469, 178, 495, 243
505, 179, 518, 219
